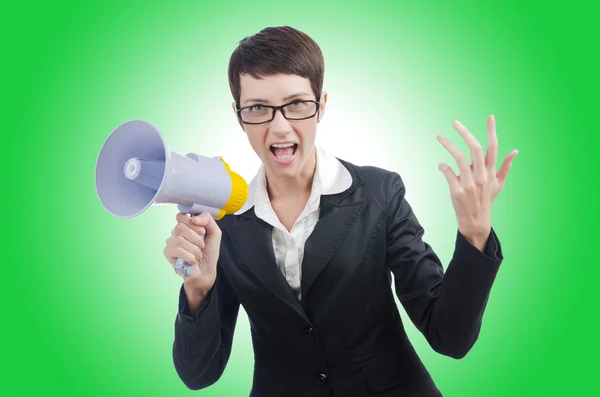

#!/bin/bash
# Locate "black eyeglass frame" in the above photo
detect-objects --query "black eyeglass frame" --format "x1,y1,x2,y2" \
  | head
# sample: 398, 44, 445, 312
236, 100, 321, 125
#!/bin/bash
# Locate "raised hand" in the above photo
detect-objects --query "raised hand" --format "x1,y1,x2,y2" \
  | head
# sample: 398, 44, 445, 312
436, 115, 518, 251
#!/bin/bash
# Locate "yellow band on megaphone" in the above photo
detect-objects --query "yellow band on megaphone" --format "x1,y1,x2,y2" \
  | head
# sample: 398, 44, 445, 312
215, 157, 249, 220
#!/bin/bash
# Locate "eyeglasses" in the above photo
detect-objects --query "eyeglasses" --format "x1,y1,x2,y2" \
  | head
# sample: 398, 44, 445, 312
236, 100, 320, 125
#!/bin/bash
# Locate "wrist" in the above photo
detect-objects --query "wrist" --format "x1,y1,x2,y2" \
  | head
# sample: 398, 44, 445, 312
184, 285, 208, 302
461, 228, 490, 253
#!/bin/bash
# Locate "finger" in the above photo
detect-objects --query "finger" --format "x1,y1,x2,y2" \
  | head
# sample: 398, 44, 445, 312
497, 150, 519, 184
457, 164, 474, 182
176, 211, 190, 224
486, 114, 498, 172
176, 234, 205, 256
438, 163, 461, 192
191, 212, 211, 226
192, 212, 222, 238
172, 225, 205, 239
167, 235, 203, 262
164, 244, 198, 266
171, 235, 204, 258
437, 134, 473, 186
176, 212, 207, 236
452, 120, 486, 183
164, 244, 200, 266
174, 223, 206, 247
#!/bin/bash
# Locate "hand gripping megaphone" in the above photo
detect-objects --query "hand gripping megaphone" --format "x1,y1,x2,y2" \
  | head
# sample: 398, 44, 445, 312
95, 119, 248, 277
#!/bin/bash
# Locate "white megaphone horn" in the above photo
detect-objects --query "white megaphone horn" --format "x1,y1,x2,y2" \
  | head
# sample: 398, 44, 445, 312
95, 119, 248, 277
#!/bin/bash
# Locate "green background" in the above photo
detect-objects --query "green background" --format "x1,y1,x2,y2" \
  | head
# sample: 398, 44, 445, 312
4, 1, 597, 396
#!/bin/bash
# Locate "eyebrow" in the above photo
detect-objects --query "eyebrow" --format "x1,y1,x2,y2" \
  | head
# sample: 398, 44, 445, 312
243, 92, 311, 105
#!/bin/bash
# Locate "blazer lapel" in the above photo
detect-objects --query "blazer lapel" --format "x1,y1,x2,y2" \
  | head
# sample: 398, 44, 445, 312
301, 160, 366, 299
227, 210, 307, 320
301, 197, 366, 299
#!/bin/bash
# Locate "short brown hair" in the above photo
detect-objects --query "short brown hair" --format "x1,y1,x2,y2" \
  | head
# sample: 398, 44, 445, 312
228, 26, 325, 106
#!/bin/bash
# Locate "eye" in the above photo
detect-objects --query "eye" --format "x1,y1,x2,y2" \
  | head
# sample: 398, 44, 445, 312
289, 101, 305, 108
250, 105, 264, 112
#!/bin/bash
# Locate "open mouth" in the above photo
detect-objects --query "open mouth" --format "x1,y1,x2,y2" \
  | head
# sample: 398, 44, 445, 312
270, 143, 298, 164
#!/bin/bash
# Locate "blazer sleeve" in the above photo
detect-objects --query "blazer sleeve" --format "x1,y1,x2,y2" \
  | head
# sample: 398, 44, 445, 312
385, 171, 503, 359
172, 262, 240, 390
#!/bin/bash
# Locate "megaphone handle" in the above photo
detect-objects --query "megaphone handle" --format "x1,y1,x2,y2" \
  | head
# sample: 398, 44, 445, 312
175, 258, 194, 278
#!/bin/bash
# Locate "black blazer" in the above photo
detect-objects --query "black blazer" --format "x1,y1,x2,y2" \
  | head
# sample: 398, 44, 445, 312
173, 159, 503, 397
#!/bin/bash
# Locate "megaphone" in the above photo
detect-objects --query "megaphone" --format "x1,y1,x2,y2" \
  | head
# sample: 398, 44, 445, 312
95, 119, 248, 277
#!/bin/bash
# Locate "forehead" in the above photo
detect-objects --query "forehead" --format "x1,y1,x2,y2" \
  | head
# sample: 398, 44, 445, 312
239, 73, 312, 103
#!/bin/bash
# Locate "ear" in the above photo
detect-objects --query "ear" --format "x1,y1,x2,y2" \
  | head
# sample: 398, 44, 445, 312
317, 91, 328, 123
232, 101, 246, 131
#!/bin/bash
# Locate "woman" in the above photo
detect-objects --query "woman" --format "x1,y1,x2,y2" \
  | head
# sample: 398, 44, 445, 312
164, 26, 518, 397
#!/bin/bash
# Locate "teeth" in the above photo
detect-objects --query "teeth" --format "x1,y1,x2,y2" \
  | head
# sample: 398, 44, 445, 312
276, 155, 293, 160
271, 143, 295, 148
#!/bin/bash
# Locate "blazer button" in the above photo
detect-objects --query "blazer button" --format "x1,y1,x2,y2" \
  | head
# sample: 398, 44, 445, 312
318, 373, 329, 387
303, 326, 315, 340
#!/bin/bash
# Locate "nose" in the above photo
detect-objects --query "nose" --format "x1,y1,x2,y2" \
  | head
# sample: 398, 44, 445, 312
268, 108, 292, 136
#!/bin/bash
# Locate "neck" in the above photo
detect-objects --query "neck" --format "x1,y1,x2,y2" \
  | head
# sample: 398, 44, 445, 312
265, 146, 317, 203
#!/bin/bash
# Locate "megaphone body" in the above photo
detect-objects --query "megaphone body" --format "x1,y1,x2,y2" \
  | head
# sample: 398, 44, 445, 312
95, 119, 248, 277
